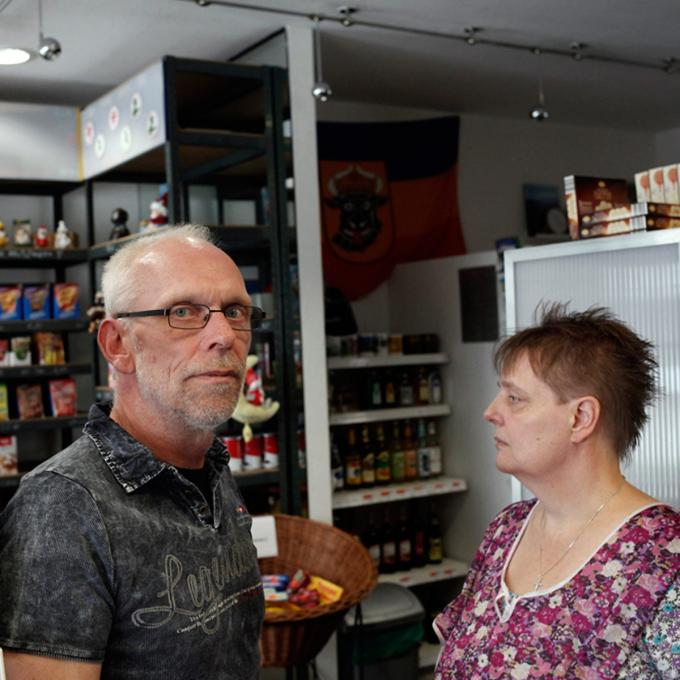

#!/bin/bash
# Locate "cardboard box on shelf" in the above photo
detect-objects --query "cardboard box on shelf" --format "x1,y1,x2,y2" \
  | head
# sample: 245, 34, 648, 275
634, 172, 651, 202
0, 285, 22, 321
579, 216, 646, 239
663, 164, 680, 204
646, 216, 680, 230
0, 436, 18, 476
564, 175, 630, 239
22, 284, 51, 320
52, 283, 80, 319
649, 167, 666, 203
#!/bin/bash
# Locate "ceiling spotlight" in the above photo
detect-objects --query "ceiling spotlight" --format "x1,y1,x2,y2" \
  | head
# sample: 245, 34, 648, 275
38, 0, 61, 61
529, 49, 549, 121
338, 5, 357, 27
0, 47, 33, 66
311, 16, 332, 102
195, 0, 212, 6
570, 41, 586, 61
464, 27, 481, 46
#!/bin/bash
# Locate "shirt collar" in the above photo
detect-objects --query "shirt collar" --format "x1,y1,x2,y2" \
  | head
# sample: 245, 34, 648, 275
83, 402, 230, 494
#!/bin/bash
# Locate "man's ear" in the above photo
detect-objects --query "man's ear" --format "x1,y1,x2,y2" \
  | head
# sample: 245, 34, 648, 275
97, 318, 135, 374
569, 396, 600, 443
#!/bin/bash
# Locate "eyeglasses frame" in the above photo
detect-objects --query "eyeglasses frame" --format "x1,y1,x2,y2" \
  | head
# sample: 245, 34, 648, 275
115, 303, 266, 331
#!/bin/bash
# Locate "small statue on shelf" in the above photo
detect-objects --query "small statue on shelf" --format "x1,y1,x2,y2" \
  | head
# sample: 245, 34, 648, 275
109, 208, 130, 240
12, 219, 32, 247
34, 224, 51, 248
0, 221, 8, 248
141, 192, 168, 233
54, 219, 76, 249
232, 355, 279, 443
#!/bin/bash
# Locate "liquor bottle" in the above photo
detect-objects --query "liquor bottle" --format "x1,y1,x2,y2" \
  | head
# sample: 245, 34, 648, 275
397, 506, 412, 570
380, 509, 397, 574
427, 509, 444, 564
360, 424, 376, 487
428, 370, 443, 404
383, 370, 397, 407
374, 423, 392, 485
363, 512, 381, 570
398, 370, 415, 406
416, 367, 430, 405
427, 420, 442, 477
402, 420, 418, 481
411, 506, 427, 568
343, 427, 363, 489
331, 432, 345, 491
416, 418, 430, 479
368, 369, 383, 409
390, 421, 405, 483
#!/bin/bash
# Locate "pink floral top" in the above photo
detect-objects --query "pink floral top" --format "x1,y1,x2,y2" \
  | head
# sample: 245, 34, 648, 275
435, 501, 679, 679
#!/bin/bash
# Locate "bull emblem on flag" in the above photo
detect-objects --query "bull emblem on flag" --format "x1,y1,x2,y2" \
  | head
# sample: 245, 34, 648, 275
325, 163, 389, 252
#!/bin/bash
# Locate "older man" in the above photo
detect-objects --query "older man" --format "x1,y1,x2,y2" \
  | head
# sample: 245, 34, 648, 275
0, 225, 265, 679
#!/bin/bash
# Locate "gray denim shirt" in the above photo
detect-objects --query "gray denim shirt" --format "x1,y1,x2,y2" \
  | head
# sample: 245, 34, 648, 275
0, 403, 264, 680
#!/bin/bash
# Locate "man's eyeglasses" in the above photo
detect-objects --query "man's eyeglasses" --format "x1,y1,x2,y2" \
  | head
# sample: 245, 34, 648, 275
115, 303, 266, 331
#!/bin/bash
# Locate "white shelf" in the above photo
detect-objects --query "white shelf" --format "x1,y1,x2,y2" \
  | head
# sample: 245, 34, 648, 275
332, 476, 467, 509
327, 352, 448, 370
329, 403, 451, 426
418, 641, 441, 670
379, 557, 468, 587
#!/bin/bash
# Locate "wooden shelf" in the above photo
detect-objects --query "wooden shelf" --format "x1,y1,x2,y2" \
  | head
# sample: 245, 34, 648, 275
379, 557, 468, 587
0, 414, 88, 434
328, 353, 448, 370
0, 318, 89, 333
232, 468, 279, 487
329, 403, 450, 426
333, 476, 466, 509
0, 363, 92, 379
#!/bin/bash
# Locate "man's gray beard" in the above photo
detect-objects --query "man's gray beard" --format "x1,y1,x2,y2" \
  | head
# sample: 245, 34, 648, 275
135, 360, 242, 433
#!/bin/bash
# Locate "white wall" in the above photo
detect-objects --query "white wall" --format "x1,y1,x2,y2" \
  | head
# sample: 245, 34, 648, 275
654, 125, 680, 165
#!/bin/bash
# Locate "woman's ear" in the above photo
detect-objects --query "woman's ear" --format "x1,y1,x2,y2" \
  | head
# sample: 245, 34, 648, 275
569, 396, 601, 443
97, 318, 135, 374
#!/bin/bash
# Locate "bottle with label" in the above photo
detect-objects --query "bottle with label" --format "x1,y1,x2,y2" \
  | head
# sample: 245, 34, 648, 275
398, 370, 415, 406
368, 369, 383, 409
374, 423, 392, 485
343, 427, 363, 489
416, 418, 430, 479
331, 432, 345, 492
427, 419, 442, 477
360, 424, 376, 487
363, 511, 381, 570
411, 505, 427, 568
397, 505, 412, 570
416, 367, 430, 405
380, 509, 397, 573
383, 370, 397, 407
402, 420, 418, 481
428, 370, 443, 404
427, 509, 444, 564
390, 421, 405, 483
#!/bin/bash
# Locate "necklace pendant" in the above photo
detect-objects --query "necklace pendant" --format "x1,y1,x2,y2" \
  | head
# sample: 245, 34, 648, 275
533, 577, 542, 591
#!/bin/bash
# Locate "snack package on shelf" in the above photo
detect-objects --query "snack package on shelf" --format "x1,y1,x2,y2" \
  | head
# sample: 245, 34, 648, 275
16, 384, 44, 419
663, 164, 680, 204
579, 216, 647, 239
34, 332, 66, 365
646, 216, 680, 231
22, 284, 51, 320
634, 172, 651, 202
649, 167, 666, 203
52, 283, 80, 319
0, 436, 18, 476
262, 568, 344, 614
0, 339, 9, 367
0, 285, 23, 320
48, 378, 77, 416
10, 337, 31, 366
0, 383, 9, 420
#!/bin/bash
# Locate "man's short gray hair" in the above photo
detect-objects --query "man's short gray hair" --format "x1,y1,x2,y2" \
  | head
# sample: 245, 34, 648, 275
101, 224, 215, 317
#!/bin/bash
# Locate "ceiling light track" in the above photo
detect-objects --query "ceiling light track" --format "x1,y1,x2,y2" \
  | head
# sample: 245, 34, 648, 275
182, 0, 677, 75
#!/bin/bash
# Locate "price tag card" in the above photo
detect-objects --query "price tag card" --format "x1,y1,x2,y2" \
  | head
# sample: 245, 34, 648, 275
251, 515, 278, 558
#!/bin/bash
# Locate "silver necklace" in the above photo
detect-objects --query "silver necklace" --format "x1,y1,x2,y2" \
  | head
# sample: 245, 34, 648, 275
533, 477, 626, 591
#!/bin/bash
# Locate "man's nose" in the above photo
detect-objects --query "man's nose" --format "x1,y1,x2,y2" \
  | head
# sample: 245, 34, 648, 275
203, 310, 238, 348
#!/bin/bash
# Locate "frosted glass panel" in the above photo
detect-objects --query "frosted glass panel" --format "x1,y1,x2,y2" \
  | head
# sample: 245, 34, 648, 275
506, 238, 680, 508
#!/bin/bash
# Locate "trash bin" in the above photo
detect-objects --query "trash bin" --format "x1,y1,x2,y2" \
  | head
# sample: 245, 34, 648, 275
339, 582, 425, 680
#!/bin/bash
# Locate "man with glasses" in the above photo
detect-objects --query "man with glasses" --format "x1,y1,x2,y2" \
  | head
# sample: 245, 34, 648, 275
0, 225, 265, 680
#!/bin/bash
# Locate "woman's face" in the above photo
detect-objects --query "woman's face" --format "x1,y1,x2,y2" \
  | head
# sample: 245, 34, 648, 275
484, 351, 575, 481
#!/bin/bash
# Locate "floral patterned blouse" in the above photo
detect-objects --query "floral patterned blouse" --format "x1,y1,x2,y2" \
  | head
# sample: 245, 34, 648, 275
434, 501, 679, 679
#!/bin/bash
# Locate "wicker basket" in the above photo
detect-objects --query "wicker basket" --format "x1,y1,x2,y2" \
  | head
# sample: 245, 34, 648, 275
258, 513, 378, 668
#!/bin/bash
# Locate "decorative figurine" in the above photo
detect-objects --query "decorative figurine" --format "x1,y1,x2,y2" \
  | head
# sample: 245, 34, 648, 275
232, 355, 279, 442
147, 192, 168, 230
86, 291, 106, 334
34, 224, 51, 248
0, 221, 8, 248
109, 208, 130, 240
12, 219, 32, 247
54, 220, 75, 249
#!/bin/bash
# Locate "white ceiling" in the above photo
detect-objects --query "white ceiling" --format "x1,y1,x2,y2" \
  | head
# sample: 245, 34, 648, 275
1, 0, 679, 131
